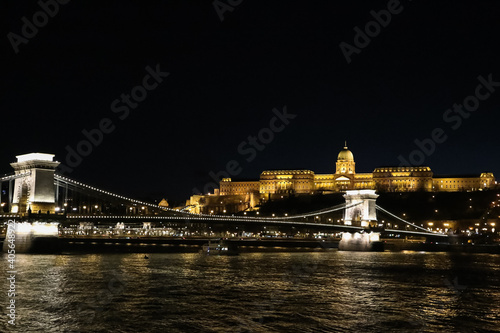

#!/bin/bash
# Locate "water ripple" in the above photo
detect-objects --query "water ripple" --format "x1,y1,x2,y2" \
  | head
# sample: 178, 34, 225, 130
1, 252, 499, 332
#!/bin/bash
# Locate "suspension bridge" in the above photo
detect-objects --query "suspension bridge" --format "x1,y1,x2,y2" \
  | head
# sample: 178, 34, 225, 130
1, 153, 448, 253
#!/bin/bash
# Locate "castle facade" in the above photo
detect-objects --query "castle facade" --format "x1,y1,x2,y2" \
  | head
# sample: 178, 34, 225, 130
187, 144, 495, 214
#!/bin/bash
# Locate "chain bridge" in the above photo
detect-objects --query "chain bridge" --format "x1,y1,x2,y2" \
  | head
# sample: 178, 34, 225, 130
1, 153, 448, 252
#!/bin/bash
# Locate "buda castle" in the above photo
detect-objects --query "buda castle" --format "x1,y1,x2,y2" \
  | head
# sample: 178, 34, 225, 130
187, 144, 495, 214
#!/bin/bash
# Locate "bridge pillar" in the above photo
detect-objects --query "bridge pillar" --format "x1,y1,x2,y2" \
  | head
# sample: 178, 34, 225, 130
2, 221, 60, 253
343, 189, 379, 228
10, 153, 60, 215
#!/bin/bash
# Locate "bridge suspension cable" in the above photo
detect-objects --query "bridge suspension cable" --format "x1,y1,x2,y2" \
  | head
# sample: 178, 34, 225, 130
277, 202, 360, 220
54, 174, 177, 212
55, 174, 236, 218
191, 202, 359, 221
0, 171, 31, 182
376, 205, 434, 233
54, 174, 358, 222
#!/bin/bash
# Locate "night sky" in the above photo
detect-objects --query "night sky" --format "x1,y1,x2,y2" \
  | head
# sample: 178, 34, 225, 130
2, 1, 499, 203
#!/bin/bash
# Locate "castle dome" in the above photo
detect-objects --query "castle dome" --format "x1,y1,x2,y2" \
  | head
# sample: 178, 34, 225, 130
337, 144, 354, 161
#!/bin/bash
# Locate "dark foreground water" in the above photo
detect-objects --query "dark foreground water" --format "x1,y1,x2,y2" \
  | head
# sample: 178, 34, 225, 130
1, 251, 499, 332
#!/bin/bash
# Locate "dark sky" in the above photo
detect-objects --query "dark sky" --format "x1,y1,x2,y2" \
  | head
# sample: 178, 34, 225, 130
1, 0, 499, 203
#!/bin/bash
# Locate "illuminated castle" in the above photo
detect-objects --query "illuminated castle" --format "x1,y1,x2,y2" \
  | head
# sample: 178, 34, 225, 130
187, 144, 496, 214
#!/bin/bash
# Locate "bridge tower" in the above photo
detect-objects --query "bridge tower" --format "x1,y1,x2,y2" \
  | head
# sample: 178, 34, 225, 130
10, 153, 60, 215
343, 189, 379, 228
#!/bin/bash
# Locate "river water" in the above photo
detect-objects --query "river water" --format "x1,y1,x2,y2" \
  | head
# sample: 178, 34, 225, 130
1, 251, 499, 332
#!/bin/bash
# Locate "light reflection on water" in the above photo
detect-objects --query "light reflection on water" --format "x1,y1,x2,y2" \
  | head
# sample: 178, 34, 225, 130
1, 251, 499, 332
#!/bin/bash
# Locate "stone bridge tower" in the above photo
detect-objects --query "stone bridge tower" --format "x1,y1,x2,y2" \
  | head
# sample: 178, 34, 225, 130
343, 189, 379, 228
10, 153, 60, 214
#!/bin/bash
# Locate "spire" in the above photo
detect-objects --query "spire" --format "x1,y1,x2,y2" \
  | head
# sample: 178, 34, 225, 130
344, 140, 348, 149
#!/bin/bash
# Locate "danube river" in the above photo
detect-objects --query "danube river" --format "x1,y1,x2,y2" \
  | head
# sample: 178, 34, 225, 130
1, 251, 499, 332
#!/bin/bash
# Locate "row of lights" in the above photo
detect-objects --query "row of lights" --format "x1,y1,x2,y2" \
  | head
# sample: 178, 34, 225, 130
206, 203, 347, 221
55, 175, 356, 223
65, 214, 350, 227
0, 171, 30, 182
55, 175, 183, 215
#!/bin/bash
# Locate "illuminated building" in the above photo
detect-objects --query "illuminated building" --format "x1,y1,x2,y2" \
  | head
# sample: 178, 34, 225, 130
187, 144, 496, 214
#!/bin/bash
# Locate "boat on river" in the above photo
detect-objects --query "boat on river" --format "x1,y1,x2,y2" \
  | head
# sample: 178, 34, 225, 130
201, 239, 239, 255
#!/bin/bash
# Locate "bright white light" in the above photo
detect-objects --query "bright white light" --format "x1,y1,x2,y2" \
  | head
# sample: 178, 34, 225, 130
32, 223, 59, 236
369, 232, 380, 242
15, 222, 32, 234
341, 232, 352, 241
16, 153, 54, 163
